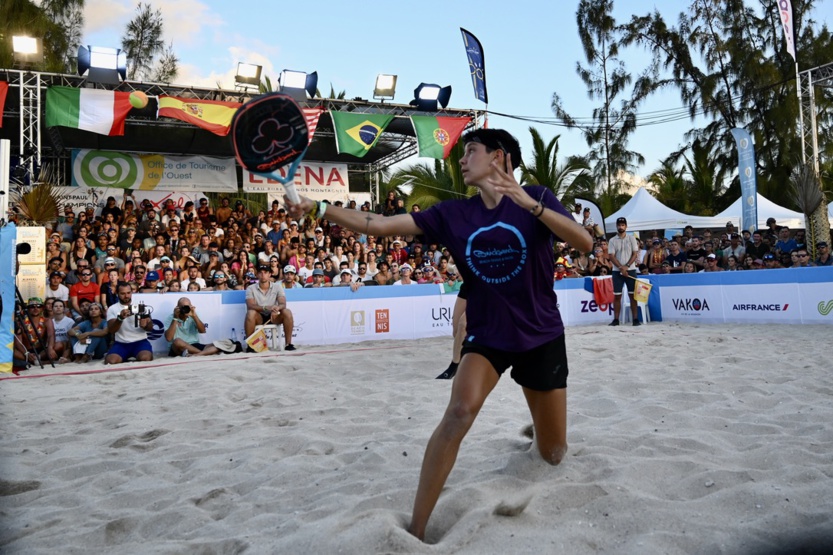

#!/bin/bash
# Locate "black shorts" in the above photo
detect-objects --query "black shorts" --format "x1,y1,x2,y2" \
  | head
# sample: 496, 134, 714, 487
461, 333, 569, 391
612, 271, 629, 295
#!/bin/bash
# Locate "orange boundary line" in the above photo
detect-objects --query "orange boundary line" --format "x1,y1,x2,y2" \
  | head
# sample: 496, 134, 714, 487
0, 344, 402, 381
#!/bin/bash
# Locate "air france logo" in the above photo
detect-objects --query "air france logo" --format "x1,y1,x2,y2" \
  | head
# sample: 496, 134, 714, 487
465, 223, 527, 284
733, 303, 789, 312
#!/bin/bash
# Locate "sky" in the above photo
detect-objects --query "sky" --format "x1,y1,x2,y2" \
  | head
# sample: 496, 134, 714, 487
79, 0, 814, 180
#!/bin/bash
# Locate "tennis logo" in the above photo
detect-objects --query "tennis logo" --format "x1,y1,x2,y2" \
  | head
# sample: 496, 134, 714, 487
819, 300, 833, 316
375, 309, 389, 333
350, 311, 366, 335
74, 150, 143, 189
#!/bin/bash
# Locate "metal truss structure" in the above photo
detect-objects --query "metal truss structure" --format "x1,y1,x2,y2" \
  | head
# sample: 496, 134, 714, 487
797, 61, 833, 176
4, 69, 482, 205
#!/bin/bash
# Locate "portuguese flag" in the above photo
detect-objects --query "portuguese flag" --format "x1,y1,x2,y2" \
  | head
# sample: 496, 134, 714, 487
45, 86, 133, 136
411, 115, 472, 159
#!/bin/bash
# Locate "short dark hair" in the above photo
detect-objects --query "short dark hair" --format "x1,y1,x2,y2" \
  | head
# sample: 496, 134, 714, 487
462, 129, 522, 170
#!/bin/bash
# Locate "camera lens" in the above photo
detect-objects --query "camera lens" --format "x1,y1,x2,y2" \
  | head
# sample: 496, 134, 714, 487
180, 305, 190, 315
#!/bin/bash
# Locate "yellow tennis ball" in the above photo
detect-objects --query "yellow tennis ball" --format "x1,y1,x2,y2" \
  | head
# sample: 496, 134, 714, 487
129, 91, 149, 109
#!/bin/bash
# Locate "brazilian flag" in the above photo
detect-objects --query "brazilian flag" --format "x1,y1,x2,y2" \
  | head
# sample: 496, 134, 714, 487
331, 111, 394, 158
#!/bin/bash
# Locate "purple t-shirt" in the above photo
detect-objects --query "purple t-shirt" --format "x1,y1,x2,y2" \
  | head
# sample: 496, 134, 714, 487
412, 186, 571, 351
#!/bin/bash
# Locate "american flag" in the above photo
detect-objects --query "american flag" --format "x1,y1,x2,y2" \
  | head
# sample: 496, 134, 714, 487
303, 108, 324, 144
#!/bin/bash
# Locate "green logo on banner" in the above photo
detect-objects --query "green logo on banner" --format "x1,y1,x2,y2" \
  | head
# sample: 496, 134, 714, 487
818, 300, 833, 316
76, 151, 142, 189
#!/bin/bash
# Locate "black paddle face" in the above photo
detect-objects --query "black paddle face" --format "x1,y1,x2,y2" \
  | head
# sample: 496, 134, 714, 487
231, 93, 309, 174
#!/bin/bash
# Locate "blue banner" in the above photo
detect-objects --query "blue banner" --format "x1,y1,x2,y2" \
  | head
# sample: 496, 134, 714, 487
731, 128, 759, 234
460, 28, 488, 104
0, 223, 17, 373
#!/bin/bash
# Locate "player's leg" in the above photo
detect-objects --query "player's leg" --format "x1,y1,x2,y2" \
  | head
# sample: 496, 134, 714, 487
522, 387, 568, 465
409, 352, 499, 539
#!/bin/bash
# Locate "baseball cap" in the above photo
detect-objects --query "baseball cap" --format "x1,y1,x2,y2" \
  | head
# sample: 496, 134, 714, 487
209, 251, 219, 257
160, 256, 172, 262
283, 265, 296, 274
706, 253, 717, 260
290, 221, 298, 226
312, 268, 324, 276
763, 253, 775, 260
616, 217, 627, 225
315, 227, 323, 232
146, 271, 160, 281
50, 270, 64, 278
257, 264, 270, 272
104, 257, 116, 264
400, 263, 412, 272
340, 268, 352, 275
27, 297, 44, 306
817, 241, 828, 248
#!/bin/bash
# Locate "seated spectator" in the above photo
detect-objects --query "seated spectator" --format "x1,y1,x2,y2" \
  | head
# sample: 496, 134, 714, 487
419, 265, 443, 284
100, 269, 122, 307
700, 253, 724, 272
792, 248, 814, 268
393, 264, 416, 285
336, 268, 363, 291
762, 252, 781, 269
105, 282, 154, 364
244, 265, 296, 350
746, 231, 770, 260
50, 299, 75, 363
181, 265, 206, 290
69, 267, 101, 320
722, 234, 746, 266
140, 271, 165, 293
644, 239, 666, 273
68, 302, 109, 362
815, 241, 832, 266
683, 261, 697, 273
13, 298, 56, 368
164, 297, 221, 357
45, 271, 69, 301
282, 265, 303, 290
751, 258, 764, 269
304, 268, 330, 288
725, 255, 742, 271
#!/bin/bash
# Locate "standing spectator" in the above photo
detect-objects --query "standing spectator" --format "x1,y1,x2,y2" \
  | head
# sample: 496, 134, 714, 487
215, 197, 233, 225
722, 233, 746, 266
244, 265, 296, 351
196, 197, 212, 226
746, 231, 770, 261
105, 282, 154, 364
815, 241, 832, 266
665, 238, 688, 274
608, 217, 640, 326
774, 227, 797, 255
100, 196, 123, 224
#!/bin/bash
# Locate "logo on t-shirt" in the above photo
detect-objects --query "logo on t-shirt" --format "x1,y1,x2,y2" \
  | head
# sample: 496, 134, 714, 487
465, 223, 527, 284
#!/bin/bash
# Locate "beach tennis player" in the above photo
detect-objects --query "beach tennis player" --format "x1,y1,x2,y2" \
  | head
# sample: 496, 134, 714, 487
285, 128, 593, 540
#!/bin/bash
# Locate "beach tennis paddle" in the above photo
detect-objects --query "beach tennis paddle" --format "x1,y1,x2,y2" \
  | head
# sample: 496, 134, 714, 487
231, 92, 309, 205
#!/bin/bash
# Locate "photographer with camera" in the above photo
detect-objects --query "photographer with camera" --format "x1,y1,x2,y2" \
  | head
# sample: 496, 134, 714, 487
104, 282, 154, 364
163, 297, 221, 357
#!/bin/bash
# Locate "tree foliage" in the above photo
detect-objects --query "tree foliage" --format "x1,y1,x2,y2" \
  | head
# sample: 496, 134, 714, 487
552, 0, 652, 202
390, 141, 473, 210
0, 0, 83, 72
121, 2, 174, 82
519, 127, 595, 207
621, 0, 833, 209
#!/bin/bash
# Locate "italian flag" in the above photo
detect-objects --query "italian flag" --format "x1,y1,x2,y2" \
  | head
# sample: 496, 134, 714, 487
45, 86, 133, 136
411, 115, 472, 159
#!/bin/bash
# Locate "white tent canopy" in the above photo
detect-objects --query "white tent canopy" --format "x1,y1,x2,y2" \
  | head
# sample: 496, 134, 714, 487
604, 187, 739, 233
715, 193, 812, 230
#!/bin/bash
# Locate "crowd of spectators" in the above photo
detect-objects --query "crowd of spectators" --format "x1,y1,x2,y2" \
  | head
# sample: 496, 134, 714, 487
14, 194, 830, 370
15, 193, 463, 369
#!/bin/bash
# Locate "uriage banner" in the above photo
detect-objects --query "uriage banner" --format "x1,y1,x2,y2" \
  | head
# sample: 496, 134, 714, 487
242, 163, 349, 195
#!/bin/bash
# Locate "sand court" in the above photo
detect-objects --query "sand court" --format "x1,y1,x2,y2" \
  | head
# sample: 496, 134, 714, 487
2, 322, 832, 553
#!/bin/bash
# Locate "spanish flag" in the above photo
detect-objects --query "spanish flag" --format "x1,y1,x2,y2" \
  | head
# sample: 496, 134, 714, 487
158, 95, 241, 136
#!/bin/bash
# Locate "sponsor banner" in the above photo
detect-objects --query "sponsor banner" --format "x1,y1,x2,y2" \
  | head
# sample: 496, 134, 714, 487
15, 264, 46, 302
558, 286, 615, 326
799, 283, 833, 324
15, 226, 46, 266
242, 163, 349, 195
54, 187, 207, 217
659, 285, 725, 322
72, 149, 237, 192
722, 283, 802, 324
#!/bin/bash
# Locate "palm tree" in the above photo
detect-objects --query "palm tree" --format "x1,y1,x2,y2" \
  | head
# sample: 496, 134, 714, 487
647, 161, 688, 213
681, 139, 729, 215
121, 3, 165, 81
391, 141, 472, 209
519, 127, 595, 207
790, 162, 831, 260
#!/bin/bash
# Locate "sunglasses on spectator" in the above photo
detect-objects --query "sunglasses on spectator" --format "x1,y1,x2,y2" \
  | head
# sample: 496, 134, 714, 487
81, 272, 92, 277
28, 304, 43, 309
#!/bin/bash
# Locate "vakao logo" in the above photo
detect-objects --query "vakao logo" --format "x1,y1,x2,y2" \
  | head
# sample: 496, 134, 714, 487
817, 300, 833, 316
465, 223, 527, 285
672, 298, 710, 315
